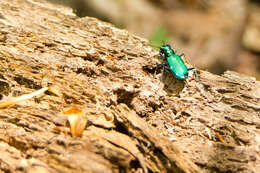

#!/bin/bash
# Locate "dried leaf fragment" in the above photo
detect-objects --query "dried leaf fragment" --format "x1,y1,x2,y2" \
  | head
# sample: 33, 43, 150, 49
61, 107, 87, 137
54, 126, 70, 134
0, 87, 48, 109
216, 132, 224, 143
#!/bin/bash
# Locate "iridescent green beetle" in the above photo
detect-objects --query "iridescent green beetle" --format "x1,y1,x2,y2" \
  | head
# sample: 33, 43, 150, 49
157, 44, 200, 82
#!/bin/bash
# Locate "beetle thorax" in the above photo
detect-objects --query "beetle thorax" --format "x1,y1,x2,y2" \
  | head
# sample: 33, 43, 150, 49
161, 45, 175, 57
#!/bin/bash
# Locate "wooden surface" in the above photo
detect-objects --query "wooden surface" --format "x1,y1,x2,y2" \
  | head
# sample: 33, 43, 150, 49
0, 0, 259, 172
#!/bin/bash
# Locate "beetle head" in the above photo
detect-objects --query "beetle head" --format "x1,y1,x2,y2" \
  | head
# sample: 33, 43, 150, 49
160, 44, 174, 58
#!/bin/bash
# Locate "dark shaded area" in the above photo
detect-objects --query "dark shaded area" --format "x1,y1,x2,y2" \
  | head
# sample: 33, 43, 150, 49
0, 80, 10, 96
114, 89, 135, 108
142, 65, 157, 74
13, 75, 41, 89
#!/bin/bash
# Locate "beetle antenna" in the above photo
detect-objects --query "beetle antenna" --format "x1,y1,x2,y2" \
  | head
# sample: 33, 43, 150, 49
149, 44, 161, 49
162, 40, 166, 45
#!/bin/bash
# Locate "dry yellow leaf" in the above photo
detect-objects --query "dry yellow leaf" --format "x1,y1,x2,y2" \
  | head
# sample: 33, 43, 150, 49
61, 107, 87, 137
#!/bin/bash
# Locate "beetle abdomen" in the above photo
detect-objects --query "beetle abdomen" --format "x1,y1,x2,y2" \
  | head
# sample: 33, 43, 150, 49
167, 55, 188, 79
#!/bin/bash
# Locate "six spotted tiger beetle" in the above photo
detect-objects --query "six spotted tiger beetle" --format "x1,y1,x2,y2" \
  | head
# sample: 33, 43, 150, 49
156, 44, 200, 83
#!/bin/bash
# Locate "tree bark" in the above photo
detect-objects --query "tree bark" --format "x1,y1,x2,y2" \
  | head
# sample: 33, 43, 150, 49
0, 0, 259, 172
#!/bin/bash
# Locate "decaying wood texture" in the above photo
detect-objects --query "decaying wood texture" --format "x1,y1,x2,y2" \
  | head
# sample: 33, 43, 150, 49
0, 0, 259, 172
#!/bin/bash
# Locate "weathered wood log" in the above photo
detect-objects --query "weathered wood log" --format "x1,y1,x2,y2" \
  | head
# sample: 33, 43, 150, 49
0, 0, 259, 172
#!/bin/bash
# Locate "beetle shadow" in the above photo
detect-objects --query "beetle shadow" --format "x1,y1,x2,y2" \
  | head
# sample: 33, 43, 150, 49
160, 71, 185, 96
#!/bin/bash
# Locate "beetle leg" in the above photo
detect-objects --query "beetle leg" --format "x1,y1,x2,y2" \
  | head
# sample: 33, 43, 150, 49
178, 53, 184, 57
164, 66, 171, 72
161, 65, 172, 80
155, 64, 167, 75
157, 64, 167, 67
160, 52, 166, 60
160, 66, 165, 80
160, 52, 163, 58
156, 64, 167, 71
194, 69, 200, 83
187, 67, 200, 83
155, 64, 168, 80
